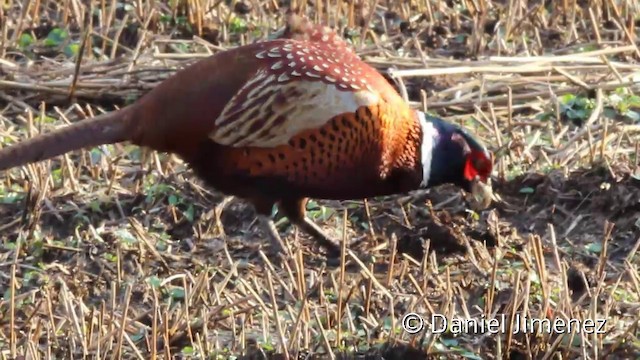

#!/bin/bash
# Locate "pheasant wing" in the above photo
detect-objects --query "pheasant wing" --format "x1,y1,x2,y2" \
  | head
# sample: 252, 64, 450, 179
210, 41, 381, 148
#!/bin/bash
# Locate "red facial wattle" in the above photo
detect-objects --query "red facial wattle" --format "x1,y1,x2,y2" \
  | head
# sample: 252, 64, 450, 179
464, 151, 492, 182
464, 156, 478, 181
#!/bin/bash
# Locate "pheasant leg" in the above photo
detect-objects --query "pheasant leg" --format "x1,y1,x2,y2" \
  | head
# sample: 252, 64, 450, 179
252, 198, 289, 254
280, 198, 342, 256
258, 214, 289, 254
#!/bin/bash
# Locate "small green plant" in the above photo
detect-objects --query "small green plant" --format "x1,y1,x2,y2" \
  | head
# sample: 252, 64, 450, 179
228, 16, 248, 34
0, 184, 25, 204
18, 33, 34, 48
558, 93, 595, 123
63, 42, 80, 57
38, 27, 81, 58
605, 88, 640, 122
539, 89, 640, 124
536, 93, 592, 123
44, 28, 69, 47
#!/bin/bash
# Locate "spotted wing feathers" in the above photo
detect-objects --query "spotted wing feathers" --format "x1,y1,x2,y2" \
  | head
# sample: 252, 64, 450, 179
210, 41, 380, 148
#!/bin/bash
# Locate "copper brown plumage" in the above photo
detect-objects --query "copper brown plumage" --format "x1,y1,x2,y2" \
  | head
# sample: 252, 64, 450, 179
0, 15, 494, 257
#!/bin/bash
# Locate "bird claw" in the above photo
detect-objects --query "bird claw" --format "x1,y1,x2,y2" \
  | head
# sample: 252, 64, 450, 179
259, 213, 346, 261
288, 216, 341, 255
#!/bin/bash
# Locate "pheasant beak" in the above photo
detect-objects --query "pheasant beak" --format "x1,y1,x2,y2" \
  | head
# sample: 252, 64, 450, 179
468, 176, 493, 211
462, 149, 494, 211
454, 132, 495, 210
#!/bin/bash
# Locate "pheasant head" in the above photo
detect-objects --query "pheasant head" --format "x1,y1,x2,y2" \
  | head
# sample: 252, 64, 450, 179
415, 111, 494, 209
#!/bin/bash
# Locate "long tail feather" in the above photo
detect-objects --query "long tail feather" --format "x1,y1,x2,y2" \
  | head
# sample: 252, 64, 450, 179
0, 109, 132, 171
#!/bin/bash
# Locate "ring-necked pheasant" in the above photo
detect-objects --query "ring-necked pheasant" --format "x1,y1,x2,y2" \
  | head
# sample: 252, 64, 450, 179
0, 15, 493, 256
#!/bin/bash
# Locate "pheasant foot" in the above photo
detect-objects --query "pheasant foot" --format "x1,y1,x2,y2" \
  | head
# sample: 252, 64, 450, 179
280, 197, 342, 257
250, 196, 343, 257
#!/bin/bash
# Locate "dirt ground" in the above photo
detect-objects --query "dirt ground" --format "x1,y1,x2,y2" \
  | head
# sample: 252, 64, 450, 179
1, 159, 639, 358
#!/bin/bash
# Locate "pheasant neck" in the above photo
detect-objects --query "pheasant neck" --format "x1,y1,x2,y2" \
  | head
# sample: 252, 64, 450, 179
415, 111, 472, 190
415, 110, 439, 187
